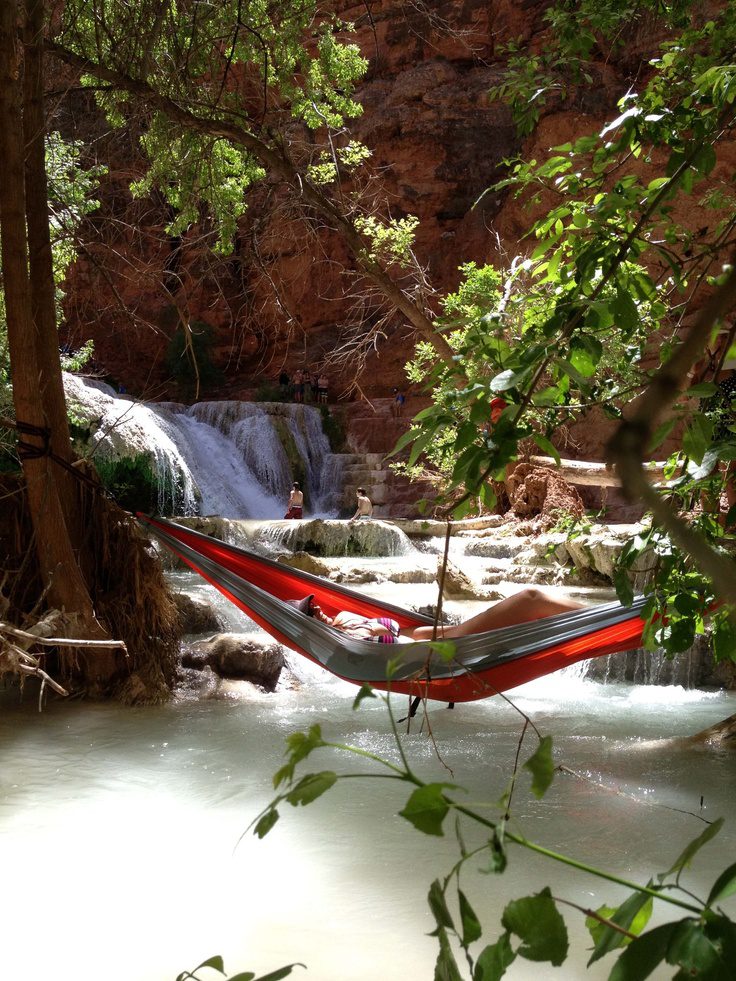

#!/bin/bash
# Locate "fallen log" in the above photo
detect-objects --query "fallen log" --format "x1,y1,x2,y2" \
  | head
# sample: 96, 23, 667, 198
528, 456, 670, 488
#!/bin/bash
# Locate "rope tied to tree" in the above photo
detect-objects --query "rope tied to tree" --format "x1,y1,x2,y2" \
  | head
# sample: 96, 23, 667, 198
0, 415, 116, 499
13, 418, 52, 460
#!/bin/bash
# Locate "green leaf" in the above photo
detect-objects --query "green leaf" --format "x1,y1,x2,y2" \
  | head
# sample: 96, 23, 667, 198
608, 923, 677, 981
428, 879, 456, 932
501, 888, 568, 964
426, 639, 458, 662
685, 382, 719, 398
456, 421, 480, 452
459, 888, 482, 945
712, 617, 736, 662
485, 830, 507, 874
251, 965, 305, 981
523, 735, 555, 799
666, 817, 724, 876
473, 933, 516, 981
647, 417, 677, 453
682, 413, 714, 465
399, 783, 452, 836
389, 426, 422, 457
687, 447, 719, 480
352, 683, 376, 708
554, 358, 590, 389
587, 893, 653, 965
253, 808, 280, 839
532, 434, 561, 465
707, 861, 736, 906
408, 430, 435, 467
569, 335, 602, 377
177, 955, 228, 980
275, 725, 326, 788
611, 290, 640, 333
434, 926, 464, 981
531, 385, 565, 407
666, 920, 723, 975
491, 368, 528, 392
285, 771, 338, 807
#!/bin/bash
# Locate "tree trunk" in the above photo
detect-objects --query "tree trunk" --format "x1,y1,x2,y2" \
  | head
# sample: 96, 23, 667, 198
22, 0, 84, 552
0, 0, 103, 639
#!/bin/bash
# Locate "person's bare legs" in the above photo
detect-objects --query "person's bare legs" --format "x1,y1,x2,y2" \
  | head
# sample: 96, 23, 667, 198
408, 588, 585, 641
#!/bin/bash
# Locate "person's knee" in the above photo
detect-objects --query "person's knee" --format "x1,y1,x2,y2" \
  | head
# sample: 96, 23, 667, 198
519, 587, 544, 604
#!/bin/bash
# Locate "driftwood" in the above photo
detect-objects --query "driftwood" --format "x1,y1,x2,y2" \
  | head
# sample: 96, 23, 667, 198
528, 456, 671, 488
0, 618, 127, 711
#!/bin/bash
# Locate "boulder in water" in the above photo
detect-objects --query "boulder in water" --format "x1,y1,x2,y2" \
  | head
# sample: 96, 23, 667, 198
439, 558, 485, 600
184, 633, 285, 690
173, 593, 223, 634
277, 551, 333, 577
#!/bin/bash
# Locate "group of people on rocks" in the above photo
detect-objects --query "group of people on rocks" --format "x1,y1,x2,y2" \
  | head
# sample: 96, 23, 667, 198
278, 367, 329, 404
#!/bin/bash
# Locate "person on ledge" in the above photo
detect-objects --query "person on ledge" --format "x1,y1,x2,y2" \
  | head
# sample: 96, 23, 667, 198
287, 589, 584, 643
284, 482, 304, 519
350, 487, 373, 522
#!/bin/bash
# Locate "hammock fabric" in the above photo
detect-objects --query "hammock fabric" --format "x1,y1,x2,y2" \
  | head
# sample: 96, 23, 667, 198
138, 514, 648, 703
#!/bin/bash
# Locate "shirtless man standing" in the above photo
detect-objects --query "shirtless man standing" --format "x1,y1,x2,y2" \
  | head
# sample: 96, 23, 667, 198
284, 482, 304, 519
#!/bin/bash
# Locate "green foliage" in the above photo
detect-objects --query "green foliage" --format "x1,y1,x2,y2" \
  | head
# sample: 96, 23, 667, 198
60, 339, 95, 373
63, 0, 368, 252
489, 1, 696, 136
400, 2, 736, 657
354, 214, 420, 267
46, 131, 107, 284
94, 452, 181, 515
175, 954, 303, 981
307, 141, 372, 186
251, 693, 734, 980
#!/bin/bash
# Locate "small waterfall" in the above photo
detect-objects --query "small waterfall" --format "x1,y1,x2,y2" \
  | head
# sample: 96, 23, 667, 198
63, 375, 343, 518
261, 518, 415, 557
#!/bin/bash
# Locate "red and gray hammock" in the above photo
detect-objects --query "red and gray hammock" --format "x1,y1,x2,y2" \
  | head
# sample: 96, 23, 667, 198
138, 514, 648, 703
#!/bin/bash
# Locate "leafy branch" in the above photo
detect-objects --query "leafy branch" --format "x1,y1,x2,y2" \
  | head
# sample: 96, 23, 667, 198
249, 693, 735, 980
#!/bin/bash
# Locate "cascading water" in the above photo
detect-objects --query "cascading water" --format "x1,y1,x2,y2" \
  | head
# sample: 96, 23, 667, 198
63, 374, 344, 518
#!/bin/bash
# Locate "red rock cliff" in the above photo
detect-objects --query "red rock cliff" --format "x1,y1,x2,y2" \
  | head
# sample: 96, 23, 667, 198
58, 0, 711, 433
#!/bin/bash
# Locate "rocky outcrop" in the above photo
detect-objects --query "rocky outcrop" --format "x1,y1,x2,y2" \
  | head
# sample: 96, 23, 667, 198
506, 464, 586, 524
172, 593, 223, 634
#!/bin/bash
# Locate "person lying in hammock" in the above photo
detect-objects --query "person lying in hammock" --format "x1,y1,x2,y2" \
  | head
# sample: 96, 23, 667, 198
288, 588, 584, 643
287, 595, 401, 642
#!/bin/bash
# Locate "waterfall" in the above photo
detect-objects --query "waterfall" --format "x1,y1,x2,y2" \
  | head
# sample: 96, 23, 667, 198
63, 375, 344, 518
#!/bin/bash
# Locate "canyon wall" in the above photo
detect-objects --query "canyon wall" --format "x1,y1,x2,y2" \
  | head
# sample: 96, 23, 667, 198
57, 2, 712, 462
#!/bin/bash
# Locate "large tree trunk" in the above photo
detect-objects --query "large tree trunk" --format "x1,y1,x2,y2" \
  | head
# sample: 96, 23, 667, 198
22, 0, 85, 553
0, 0, 104, 641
